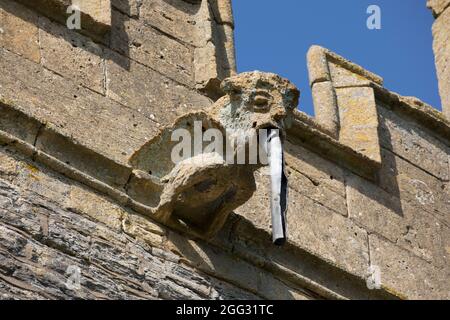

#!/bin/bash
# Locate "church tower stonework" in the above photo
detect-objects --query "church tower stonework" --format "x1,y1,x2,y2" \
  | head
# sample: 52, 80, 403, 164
0, 0, 448, 299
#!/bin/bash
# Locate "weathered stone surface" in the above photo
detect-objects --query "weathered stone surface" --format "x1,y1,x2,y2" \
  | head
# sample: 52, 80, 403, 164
336, 86, 381, 163
0, 151, 271, 300
369, 234, 449, 300
111, 10, 194, 87
307, 45, 383, 87
209, 0, 234, 26
378, 103, 449, 180
64, 184, 125, 232
111, 0, 140, 17
428, 0, 450, 17
431, 6, 450, 119
209, 278, 261, 300
122, 212, 166, 248
311, 81, 339, 138
0, 151, 18, 182
329, 61, 374, 88
76, 0, 112, 27
0, 104, 41, 145
139, 0, 200, 46
284, 141, 346, 196
288, 169, 347, 216
0, 47, 158, 164
15, 0, 111, 39
258, 271, 310, 300
236, 173, 369, 278
166, 231, 260, 293
0, 0, 40, 63
379, 148, 449, 217
307, 46, 331, 85
347, 173, 446, 267
106, 50, 212, 126
39, 16, 105, 94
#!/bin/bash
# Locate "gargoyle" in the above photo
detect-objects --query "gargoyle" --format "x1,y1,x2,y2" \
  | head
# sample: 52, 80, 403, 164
127, 72, 299, 245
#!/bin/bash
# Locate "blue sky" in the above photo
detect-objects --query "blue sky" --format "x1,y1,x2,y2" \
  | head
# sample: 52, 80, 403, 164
232, 0, 441, 115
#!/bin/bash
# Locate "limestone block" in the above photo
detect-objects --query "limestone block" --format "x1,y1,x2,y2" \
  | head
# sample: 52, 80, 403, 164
34, 124, 132, 189
111, 0, 140, 17
311, 81, 339, 138
122, 212, 166, 248
307, 45, 383, 87
284, 141, 346, 195
336, 87, 382, 163
378, 104, 449, 181
64, 184, 125, 231
0, 0, 40, 63
0, 151, 18, 181
288, 169, 347, 216
166, 231, 260, 292
15, 0, 111, 39
347, 173, 445, 267
0, 104, 41, 145
442, 225, 450, 265
432, 7, 450, 120
0, 47, 158, 164
369, 234, 449, 300
307, 46, 331, 86
75, 0, 111, 27
209, 279, 261, 300
39, 16, 105, 94
428, 0, 450, 17
258, 271, 311, 300
379, 148, 449, 217
111, 10, 194, 87
13, 162, 72, 207
209, 0, 234, 26
329, 61, 374, 88
106, 50, 212, 126
139, 0, 200, 46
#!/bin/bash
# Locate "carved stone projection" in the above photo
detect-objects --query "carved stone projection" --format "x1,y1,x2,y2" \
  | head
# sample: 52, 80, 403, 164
128, 72, 299, 240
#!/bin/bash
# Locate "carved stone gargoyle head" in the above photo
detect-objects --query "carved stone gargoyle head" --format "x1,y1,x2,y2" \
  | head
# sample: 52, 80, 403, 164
213, 72, 299, 135
127, 72, 299, 243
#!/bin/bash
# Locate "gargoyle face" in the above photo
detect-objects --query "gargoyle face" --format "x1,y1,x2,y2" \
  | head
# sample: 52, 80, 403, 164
221, 72, 300, 133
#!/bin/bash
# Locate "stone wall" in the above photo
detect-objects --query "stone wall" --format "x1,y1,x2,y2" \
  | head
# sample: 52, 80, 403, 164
0, 0, 449, 300
428, 0, 450, 119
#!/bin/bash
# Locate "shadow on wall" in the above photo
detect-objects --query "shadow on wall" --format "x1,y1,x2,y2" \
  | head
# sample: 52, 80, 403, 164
0, 0, 132, 70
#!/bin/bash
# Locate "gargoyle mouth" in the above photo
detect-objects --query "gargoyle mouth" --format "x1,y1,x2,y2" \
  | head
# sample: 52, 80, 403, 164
251, 91, 272, 111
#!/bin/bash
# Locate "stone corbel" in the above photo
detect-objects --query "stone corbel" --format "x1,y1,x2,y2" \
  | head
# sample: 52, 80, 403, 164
307, 45, 383, 164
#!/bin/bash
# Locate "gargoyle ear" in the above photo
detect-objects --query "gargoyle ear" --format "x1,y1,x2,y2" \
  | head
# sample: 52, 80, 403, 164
282, 86, 300, 110
221, 78, 241, 96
